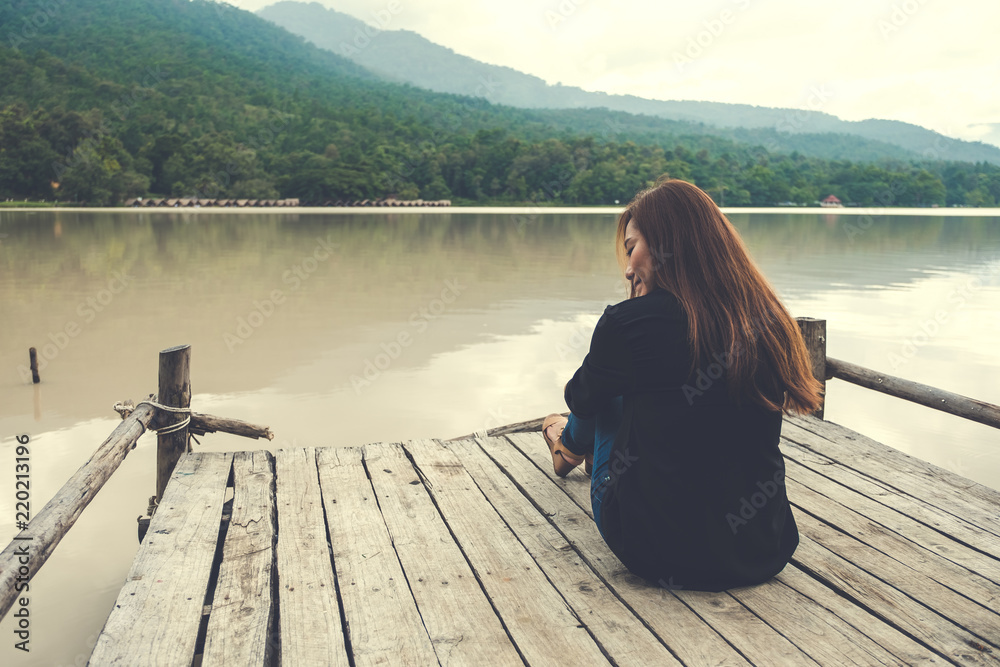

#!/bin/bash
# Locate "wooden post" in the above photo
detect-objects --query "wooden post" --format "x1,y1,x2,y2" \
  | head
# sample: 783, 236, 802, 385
29, 347, 40, 383
796, 317, 826, 419
156, 344, 191, 503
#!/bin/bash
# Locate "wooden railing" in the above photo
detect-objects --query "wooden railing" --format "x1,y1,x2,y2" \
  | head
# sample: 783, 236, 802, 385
794, 318, 1000, 430
452, 317, 1000, 440
0, 345, 273, 621
825, 358, 1000, 430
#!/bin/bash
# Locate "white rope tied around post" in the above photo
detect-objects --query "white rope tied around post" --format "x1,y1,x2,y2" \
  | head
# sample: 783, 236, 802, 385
113, 398, 191, 435
136, 399, 191, 434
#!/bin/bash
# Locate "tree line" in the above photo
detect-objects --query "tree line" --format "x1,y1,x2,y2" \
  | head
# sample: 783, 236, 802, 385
3, 99, 998, 207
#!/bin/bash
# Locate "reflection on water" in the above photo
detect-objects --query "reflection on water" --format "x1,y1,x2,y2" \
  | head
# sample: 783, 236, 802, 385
1, 208, 999, 665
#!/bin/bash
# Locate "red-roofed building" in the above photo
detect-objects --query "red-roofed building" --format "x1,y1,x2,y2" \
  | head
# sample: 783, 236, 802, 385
820, 194, 843, 208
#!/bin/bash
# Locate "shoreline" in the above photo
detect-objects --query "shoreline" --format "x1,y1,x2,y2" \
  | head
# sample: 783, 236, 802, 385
3, 206, 1000, 217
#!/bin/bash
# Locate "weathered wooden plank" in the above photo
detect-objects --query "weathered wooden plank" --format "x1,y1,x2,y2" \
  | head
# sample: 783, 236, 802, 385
785, 416, 1000, 538
502, 428, 1000, 661
774, 565, 940, 665
203, 450, 277, 666
490, 433, 754, 666
794, 510, 1000, 651
404, 438, 611, 666
781, 427, 1000, 560
681, 582, 808, 663
786, 457, 1000, 594
793, 525, 1000, 665
274, 448, 349, 667
448, 438, 682, 666
502, 431, 952, 666
360, 443, 521, 666
90, 452, 232, 665
729, 570, 911, 666
503, 432, 595, 518
666, 584, 815, 666
510, 426, 992, 660
504, 432, 905, 665
316, 446, 438, 667
783, 441, 1000, 576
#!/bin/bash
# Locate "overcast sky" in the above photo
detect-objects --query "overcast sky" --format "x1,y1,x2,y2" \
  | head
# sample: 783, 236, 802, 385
230, 0, 1000, 148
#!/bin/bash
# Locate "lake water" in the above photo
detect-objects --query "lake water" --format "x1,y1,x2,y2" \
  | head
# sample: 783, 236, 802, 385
1, 207, 999, 665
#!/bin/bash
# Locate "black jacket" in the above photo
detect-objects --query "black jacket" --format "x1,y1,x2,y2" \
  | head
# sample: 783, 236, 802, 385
564, 289, 798, 591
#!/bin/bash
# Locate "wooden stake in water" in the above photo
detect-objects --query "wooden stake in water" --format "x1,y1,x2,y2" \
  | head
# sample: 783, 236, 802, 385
28, 347, 40, 383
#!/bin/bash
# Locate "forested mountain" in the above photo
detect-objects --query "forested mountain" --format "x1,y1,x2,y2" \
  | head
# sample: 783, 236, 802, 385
0, 0, 998, 207
258, 1, 1000, 166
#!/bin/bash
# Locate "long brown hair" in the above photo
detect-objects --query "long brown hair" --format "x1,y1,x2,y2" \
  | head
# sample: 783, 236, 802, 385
616, 177, 822, 414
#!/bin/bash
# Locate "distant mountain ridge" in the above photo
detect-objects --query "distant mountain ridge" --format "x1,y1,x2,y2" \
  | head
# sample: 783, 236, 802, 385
258, 1, 1000, 166
2, 0, 997, 206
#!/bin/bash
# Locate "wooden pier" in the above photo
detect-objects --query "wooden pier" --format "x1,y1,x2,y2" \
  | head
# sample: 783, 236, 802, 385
85, 415, 1000, 665
3, 325, 999, 666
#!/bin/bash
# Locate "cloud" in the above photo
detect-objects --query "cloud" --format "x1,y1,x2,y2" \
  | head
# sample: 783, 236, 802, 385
967, 123, 1000, 146
239, 0, 1000, 146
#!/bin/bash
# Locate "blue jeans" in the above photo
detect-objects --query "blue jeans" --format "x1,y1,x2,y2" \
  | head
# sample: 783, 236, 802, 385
561, 396, 623, 536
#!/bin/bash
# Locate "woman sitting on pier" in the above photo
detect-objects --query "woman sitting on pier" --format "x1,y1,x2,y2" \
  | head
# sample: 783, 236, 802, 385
543, 177, 823, 592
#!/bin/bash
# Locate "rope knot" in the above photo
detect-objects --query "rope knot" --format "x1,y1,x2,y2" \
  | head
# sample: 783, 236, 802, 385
113, 397, 192, 434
